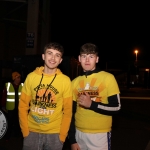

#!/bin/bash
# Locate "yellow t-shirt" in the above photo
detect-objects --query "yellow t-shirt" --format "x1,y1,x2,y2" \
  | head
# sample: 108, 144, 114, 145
19, 66, 72, 142
72, 71, 120, 133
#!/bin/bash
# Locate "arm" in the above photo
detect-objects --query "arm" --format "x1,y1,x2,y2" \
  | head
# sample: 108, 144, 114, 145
18, 75, 32, 137
78, 93, 121, 116
68, 101, 81, 150
59, 80, 73, 142
18, 91, 31, 137
89, 94, 121, 115
68, 100, 77, 144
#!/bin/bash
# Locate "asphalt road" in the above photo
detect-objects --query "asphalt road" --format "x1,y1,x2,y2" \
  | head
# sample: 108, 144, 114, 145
1, 88, 150, 150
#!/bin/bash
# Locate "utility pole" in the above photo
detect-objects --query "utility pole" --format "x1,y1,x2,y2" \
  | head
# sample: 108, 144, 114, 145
40, 0, 51, 53
26, 0, 39, 55
26, 0, 51, 54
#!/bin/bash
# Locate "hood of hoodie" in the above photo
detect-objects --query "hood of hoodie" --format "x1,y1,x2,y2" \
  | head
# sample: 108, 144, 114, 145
33, 66, 62, 77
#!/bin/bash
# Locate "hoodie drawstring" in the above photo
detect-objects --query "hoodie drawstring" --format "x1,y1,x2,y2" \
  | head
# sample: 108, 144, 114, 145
35, 74, 57, 101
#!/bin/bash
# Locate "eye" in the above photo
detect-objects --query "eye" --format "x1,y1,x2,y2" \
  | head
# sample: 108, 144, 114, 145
56, 54, 61, 58
81, 55, 86, 58
90, 55, 95, 58
47, 51, 52, 55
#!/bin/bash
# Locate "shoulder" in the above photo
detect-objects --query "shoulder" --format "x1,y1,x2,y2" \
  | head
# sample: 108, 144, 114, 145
26, 71, 35, 77
71, 76, 81, 85
59, 73, 71, 82
5, 82, 12, 86
23, 72, 36, 85
24, 71, 35, 80
99, 71, 114, 77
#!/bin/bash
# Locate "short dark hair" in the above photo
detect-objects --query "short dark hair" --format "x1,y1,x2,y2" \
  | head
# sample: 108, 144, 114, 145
80, 43, 99, 55
44, 42, 64, 56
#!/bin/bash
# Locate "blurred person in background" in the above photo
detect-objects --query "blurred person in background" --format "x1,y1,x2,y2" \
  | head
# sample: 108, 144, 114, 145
1, 71, 23, 140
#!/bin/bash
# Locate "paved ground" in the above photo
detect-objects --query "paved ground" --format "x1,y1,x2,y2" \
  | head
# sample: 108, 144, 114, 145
1, 87, 150, 150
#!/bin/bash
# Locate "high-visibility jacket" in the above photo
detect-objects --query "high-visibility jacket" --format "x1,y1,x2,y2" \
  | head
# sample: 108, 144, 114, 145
6, 82, 24, 110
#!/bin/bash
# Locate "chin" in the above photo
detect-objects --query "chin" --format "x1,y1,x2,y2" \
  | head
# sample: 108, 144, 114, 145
84, 69, 91, 72
47, 65, 56, 70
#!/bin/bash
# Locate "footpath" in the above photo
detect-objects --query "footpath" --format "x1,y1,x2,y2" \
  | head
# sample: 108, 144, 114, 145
1, 87, 150, 150
112, 87, 150, 150
120, 87, 150, 97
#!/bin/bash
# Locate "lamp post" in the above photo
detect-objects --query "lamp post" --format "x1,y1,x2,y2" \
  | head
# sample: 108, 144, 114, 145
134, 50, 139, 86
134, 50, 138, 62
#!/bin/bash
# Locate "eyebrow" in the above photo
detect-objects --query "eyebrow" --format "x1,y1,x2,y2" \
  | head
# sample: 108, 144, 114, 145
46, 50, 62, 56
81, 54, 95, 56
56, 53, 62, 57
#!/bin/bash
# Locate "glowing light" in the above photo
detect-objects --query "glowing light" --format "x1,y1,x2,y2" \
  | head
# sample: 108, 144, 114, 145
134, 50, 138, 61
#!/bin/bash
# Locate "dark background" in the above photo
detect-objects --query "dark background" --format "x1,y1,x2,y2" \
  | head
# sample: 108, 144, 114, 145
50, 1, 150, 61
0, 0, 150, 61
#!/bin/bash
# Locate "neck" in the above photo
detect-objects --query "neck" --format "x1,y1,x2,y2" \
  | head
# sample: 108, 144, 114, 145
84, 68, 96, 72
13, 82, 19, 85
43, 67, 57, 75
81, 66, 101, 76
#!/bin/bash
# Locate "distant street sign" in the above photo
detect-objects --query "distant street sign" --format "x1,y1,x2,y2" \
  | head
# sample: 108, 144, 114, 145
26, 32, 35, 48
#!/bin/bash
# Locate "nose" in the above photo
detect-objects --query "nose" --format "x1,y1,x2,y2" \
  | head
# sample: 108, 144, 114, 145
85, 57, 89, 62
51, 54, 55, 59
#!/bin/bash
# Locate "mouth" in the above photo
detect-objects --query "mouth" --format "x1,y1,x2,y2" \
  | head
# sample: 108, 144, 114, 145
49, 61, 56, 64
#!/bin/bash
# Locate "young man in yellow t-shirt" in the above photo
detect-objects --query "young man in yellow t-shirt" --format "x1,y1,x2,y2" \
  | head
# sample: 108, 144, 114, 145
19, 42, 72, 150
68, 43, 121, 150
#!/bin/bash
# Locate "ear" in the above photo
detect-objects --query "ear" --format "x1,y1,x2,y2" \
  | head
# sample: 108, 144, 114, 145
59, 58, 63, 64
42, 54, 45, 61
96, 56, 99, 63
78, 55, 81, 62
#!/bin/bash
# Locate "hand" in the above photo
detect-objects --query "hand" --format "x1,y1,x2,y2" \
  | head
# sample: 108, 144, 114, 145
78, 92, 92, 108
71, 143, 81, 150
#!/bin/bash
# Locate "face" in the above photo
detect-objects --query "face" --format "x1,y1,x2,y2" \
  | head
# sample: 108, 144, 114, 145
78, 54, 99, 71
14, 76, 21, 85
42, 49, 62, 70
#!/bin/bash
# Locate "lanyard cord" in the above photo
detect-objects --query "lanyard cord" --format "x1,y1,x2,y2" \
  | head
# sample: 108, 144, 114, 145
43, 74, 57, 101
35, 74, 57, 100
35, 74, 44, 99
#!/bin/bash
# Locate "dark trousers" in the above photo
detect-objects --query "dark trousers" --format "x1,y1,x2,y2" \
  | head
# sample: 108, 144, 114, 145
5, 109, 22, 139
23, 132, 63, 150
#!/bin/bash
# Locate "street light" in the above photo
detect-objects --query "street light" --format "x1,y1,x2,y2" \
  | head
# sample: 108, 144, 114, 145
134, 50, 138, 62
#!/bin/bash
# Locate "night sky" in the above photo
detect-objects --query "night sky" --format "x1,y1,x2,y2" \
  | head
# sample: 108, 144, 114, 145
50, 1, 150, 61
0, 1, 149, 62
